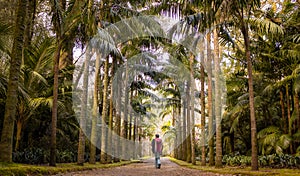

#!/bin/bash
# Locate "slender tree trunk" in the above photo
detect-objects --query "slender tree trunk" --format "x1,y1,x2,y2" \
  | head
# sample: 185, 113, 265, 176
207, 33, 215, 166
241, 21, 258, 171
114, 65, 122, 162
101, 57, 109, 163
173, 107, 178, 159
129, 90, 133, 158
280, 89, 287, 133
189, 55, 196, 165
214, 28, 222, 167
50, 41, 63, 166
23, 0, 36, 47
107, 57, 116, 163
286, 85, 293, 153
182, 98, 187, 161
122, 61, 129, 160
200, 60, 206, 166
89, 51, 101, 164
0, 0, 27, 163
133, 110, 139, 159
77, 46, 91, 166
15, 119, 23, 152
186, 81, 191, 163
177, 104, 183, 160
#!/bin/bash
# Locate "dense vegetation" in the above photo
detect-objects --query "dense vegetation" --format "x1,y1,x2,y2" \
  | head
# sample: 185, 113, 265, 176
0, 0, 299, 172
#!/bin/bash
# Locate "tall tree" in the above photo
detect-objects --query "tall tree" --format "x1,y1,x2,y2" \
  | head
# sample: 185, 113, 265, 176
207, 32, 215, 166
101, 56, 109, 163
77, 46, 91, 165
114, 59, 122, 162
189, 54, 196, 165
0, 0, 27, 162
107, 56, 116, 163
122, 61, 129, 160
214, 27, 222, 167
89, 51, 101, 164
241, 10, 259, 170
200, 43, 206, 166
186, 80, 191, 163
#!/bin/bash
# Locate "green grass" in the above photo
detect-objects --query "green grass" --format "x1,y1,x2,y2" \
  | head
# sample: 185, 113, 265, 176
0, 160, 140, 176
169, 157, 300, 176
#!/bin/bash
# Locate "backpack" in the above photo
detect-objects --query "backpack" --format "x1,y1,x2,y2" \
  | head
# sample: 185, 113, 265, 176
152, 138, 162, 154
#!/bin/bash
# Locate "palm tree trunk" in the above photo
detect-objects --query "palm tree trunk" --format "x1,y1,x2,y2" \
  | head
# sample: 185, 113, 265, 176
214, 28, 222, 167
241, 20, 258, 171
77, 46, 91, 166
189, 55, 196, 165
50, 40, 63, 166
182, 98, 187, 161
129, 90, 133, 158
0, 0, 27, 163
114, 65, 122, 162
101, 57, 109, 163
133, 109, 139, 159
122, 61, 129, 160
200, 59, 206, 166
177, 104, 183, 160
89, 51, 101, 164
15, 119, 22, 152
23, 0, 36, 47
173, 107, 178, 159
207, 33, 215, 166
107, 57, 116, 163
186, 81, 191, 163
280, 89, 287, 133
286, 84, 293, 153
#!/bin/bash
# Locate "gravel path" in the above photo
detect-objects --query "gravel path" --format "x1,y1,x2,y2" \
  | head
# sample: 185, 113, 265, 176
57, 157, 232, 176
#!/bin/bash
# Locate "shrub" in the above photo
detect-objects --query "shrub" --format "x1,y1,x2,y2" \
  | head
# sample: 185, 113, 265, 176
222, 154, 300, 168
13, 148, 77, 164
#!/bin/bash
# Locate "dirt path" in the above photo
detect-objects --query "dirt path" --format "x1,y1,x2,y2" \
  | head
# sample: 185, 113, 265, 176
57, 157, 232, 176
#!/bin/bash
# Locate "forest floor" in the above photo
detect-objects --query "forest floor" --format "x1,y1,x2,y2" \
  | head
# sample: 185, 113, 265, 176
53, 157, 230, 176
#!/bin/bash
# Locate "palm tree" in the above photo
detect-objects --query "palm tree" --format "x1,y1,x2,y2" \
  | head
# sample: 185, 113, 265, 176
0, 0, 27, 162
77, 46, 91, 166
101, 56, 109, 163
48, 0, 65, 165
107, 56, 116, 163
122, 61, 129, 160
89, 51, 101, 164
206, 32, 214, 166
114, 64, 122, 162
49, 0, 91, 166
214, 27, 222, 167
215, 0, 283, 170
15, 36, 55, 151
189, 54, 196, 165
200, 44, 206, 166
186, 80, 192, 163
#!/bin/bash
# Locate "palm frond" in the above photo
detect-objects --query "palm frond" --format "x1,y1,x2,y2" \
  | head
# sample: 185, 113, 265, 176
0, 21, 12, 53
248, 17, 284, 36
257, 126, 280, 139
